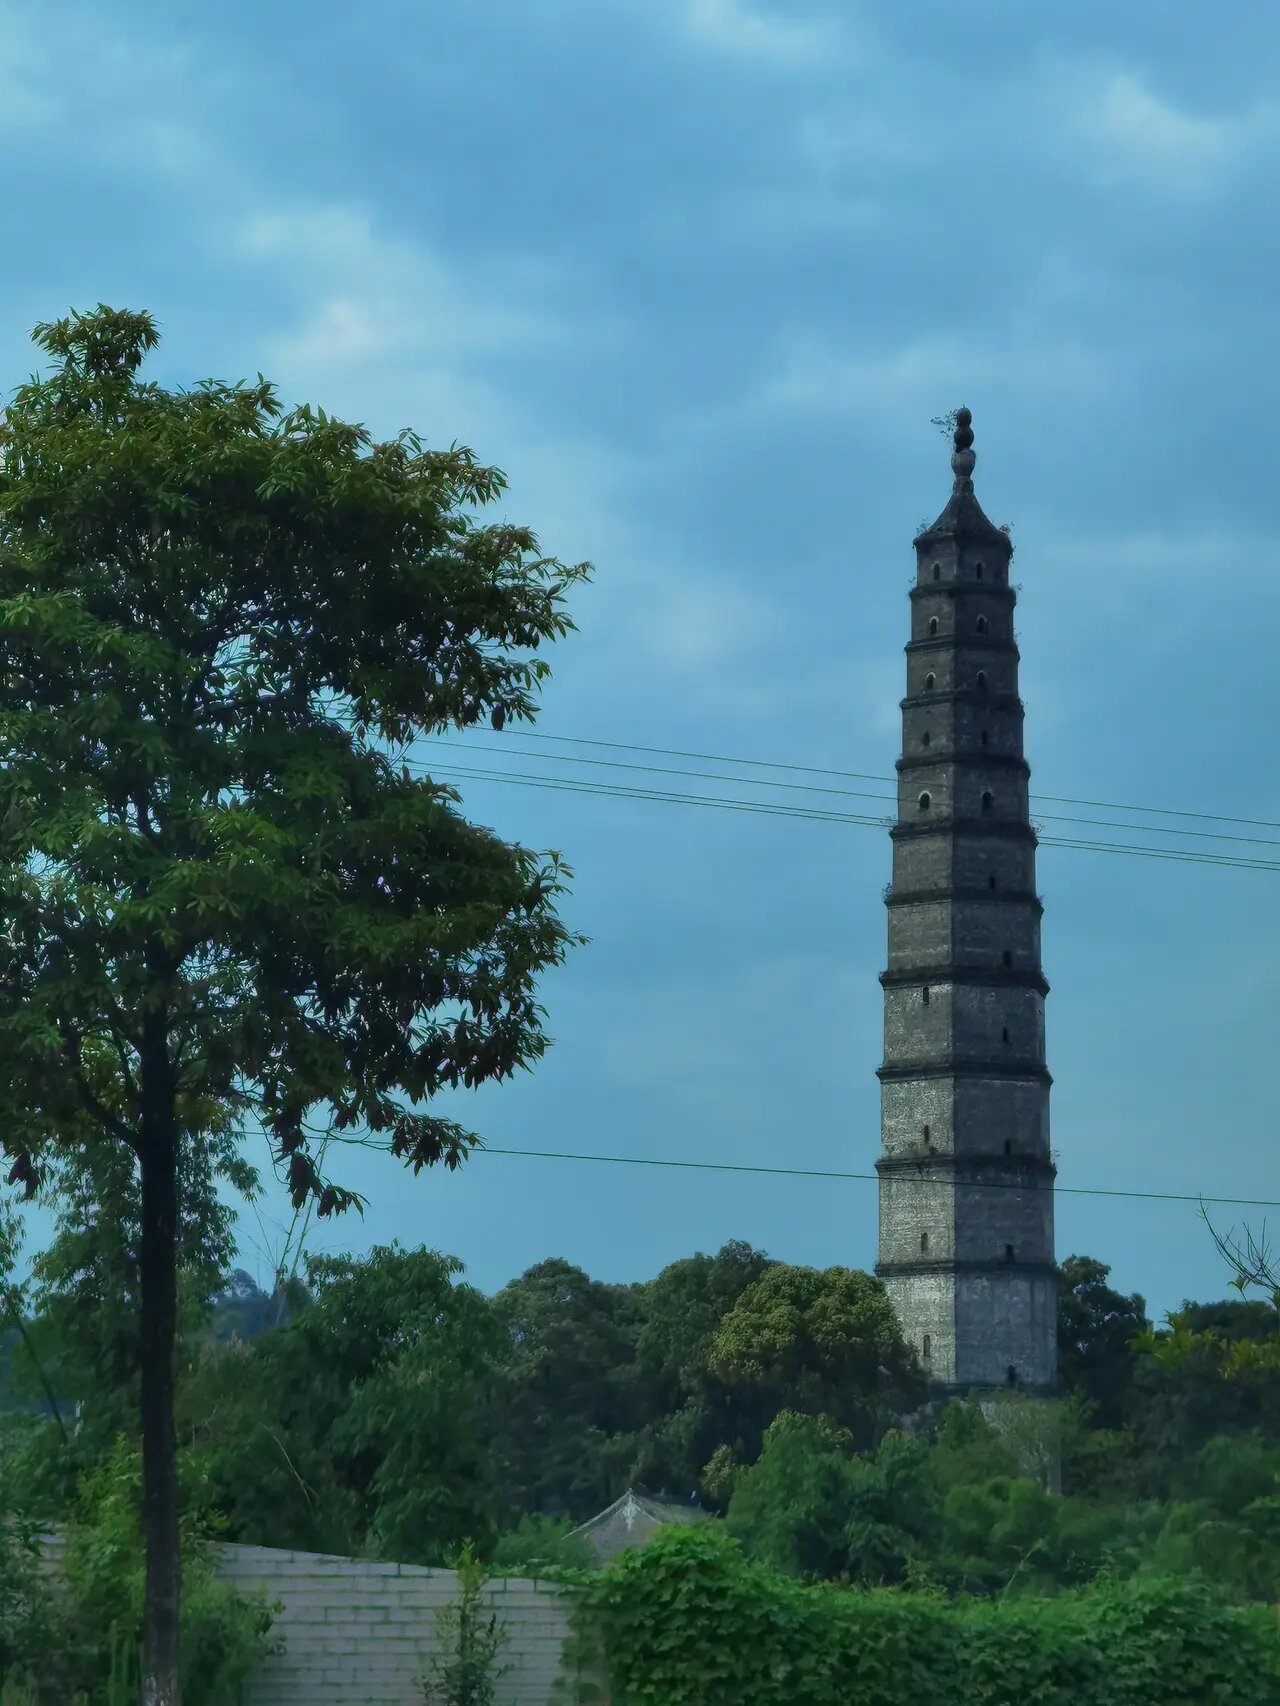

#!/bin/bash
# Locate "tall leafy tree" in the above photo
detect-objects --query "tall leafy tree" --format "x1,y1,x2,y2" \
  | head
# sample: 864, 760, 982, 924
0, 306, 588, 1703
625, 1239, 775, 1498
188, 1244, 503, 1562
707, 1264, 924, 1464
488, 1258, 643, 1520
1056, 1255, 1149, 1430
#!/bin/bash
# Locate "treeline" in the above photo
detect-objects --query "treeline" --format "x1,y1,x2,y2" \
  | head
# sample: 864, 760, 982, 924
3, 1232, 1278, 1600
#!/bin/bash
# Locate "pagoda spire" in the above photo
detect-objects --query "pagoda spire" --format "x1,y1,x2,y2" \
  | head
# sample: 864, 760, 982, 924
916, 407, 1011, 550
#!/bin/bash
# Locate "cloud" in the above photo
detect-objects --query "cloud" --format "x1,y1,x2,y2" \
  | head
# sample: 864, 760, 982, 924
0, 7, 56, 129
236, 207, 571, 373
676, 0, 841, 65
749, 329, 1117, 426
234, 202, 800, 699
0, 5, 231, 176
1064, 69, 1280, 195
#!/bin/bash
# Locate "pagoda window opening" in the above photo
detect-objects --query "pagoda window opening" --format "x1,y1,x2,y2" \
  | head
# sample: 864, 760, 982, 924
918, 791, 932, 812
1001, 1026, 1010, 1043
976, 670, 988, 691
932, 562, 941, 581
1004, 1243, 1015, 1262
976, 615, 988, 634
924, 672, 936, 690
1001, 950, 1012, 968
920, 1232, 929, 1254
1004, 1139, 1013, 1155
981, 729, 989, 746
1006, 1365, 1018, 1387
922, 1123, 931, 1144
922, 1333, 932, 1361
922, 985, 930, 1006
928, 616, 939, 635
981, 790, 994, 812
988, 874, 997, 890
921, 731, 931, 748
975, 562, 984, 580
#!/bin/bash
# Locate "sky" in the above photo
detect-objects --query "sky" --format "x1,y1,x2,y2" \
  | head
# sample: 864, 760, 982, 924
2, 0, 1278, 1321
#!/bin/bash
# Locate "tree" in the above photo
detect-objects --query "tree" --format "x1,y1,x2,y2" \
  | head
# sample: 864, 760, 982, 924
624, 1239, 775, 1499
20, 1109, 248, 1471
200, 1244, 505, 1563
726, 1413, 939, 1586
707, 1264, 923, 1463
1056, 1255, 1149, 1430
0, 306, 588, 1703
487, 1259, 642, 1521
725, 1411, 863, 1580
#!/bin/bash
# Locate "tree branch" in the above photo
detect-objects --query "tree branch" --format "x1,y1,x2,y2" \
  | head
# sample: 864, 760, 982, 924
56, 1019, 138, 1148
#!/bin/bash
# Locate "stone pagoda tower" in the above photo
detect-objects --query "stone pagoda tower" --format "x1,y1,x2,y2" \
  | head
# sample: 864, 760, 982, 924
875, 408, 1057, 1395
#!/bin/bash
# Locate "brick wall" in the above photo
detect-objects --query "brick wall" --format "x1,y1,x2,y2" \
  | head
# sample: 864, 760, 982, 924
219, 1543, 591, 1706
39, 1531, 597, 1703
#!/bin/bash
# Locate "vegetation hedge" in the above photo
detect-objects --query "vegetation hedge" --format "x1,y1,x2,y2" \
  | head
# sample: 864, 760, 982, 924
571, 1526, 1280, 1706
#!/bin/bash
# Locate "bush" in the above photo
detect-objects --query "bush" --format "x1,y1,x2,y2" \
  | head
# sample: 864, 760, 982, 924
0, 1485, 53, 1695
575, 1525, 1280, 1706
34, 1441, 276, 1704
489, 1514, 594, 1575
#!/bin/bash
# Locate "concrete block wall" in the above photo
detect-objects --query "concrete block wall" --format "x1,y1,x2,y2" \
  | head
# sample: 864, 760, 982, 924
219, 1543, 596, 1706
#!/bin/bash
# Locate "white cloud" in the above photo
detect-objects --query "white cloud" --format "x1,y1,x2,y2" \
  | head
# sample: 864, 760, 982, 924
1066, 70, 1280, 195
676, 0, 841, 65
237, 207, 571, 372
234, 201, 804, 699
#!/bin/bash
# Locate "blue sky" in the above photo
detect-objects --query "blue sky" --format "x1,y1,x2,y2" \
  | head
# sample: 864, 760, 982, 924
3, 0, 1278, 1320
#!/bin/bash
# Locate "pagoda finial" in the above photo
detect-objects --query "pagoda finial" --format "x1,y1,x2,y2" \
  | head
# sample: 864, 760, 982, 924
950, 405, 975, 485
916, 404, 1006, 546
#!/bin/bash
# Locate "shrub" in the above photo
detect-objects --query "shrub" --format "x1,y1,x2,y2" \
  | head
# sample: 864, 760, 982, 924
574, 1524, 1280, 1706
421, 1544, 509, 1706
35, 1441, 276, 1704
489, 1514, 594, 1576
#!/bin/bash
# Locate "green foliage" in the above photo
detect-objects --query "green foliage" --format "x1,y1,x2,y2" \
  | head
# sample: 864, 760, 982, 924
0, 301, 588, 1689
726, 1414, 938, 1586
36, 1440, 276, 1704
186, 1243, 504, 1564
489, 1514, 595, 1575
622, 1240, 774, 1502
576, 1525, 1280, 1706
421, 1544, 509, 1706
0, 1468, 53, 1693
708, 1263, 924, 1458
1057, 1256, 1149, 1432
0, 301, 589, 1217
487, 1259, 643, 1522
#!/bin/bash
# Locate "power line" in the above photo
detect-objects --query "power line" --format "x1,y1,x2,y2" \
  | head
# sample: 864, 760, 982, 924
479, 1144, 1280, 1212
427, 737, 1280, 853
421, 761, 1280, 874
503, 729, 1280, 836
321, 705, 1278, 836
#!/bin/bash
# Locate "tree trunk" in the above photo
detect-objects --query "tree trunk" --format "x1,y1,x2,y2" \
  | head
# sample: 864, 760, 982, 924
139, 1016, 181, 1706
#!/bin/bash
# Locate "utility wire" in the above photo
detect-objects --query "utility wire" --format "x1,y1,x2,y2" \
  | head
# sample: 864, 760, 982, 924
420, 761, 1280, 874
321, 706, 1277, 836
478, 1145, 1280, 1212
504, 729, 1280, 836
426, 738, 1280, 853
